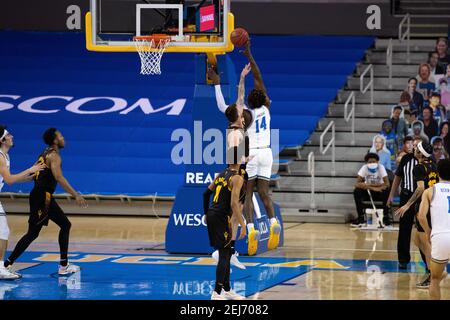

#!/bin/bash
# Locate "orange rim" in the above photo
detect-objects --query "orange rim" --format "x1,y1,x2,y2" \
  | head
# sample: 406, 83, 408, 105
133, 34, 171, 46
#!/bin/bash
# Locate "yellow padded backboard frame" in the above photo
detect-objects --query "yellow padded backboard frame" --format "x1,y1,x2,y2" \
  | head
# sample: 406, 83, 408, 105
85, 11, 235, 54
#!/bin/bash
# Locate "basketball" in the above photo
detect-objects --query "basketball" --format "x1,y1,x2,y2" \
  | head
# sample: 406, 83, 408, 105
230, 28, 249, 47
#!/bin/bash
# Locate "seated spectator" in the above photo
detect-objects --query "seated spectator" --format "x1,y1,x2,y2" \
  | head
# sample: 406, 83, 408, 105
406, 77, 424, 116
420, 106, 439, 141
440, 121, 450, 154
403, 108, 415, 125
438, 78, 450, 110
409, 119, 429, 143
399, 91, 411, 107
431, 136, 449, 163
380, 119, 398, 170
416, 63, 436, 106
396, 136, 414, 167
428, 51, 446, 77
436, 37, 450, 66
445, 65, 450, 91
428, 92, 447, 125
390, 105, 409, 150
370, 134, 392, 171
351, 153, 390, 228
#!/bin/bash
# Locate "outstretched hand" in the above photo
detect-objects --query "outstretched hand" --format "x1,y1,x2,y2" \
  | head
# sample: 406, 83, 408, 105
76, 194, 88, 208
207, 66, 221, 85
29, 162, 46, 174
241, 63, 251, 78
395, 205, 409, 218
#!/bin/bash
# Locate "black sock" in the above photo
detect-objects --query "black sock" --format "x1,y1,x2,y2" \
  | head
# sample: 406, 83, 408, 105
60, 259, 68, 267
230, 241, 236, 255
214, 282, 223, 294
4, 259, 11, 268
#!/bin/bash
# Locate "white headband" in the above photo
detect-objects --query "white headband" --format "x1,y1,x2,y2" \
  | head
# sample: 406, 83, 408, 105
418, 141, 431, 158
0, 129, 8, 141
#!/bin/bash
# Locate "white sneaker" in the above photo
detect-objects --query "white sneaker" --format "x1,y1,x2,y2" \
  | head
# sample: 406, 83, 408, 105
230, 252, 246, 270
58, 263, 80, 275
211, 290, 227, 300
212, 250, 219, 262
6, 266, 22, 279
211, 251, 235, 273
222, 289, 246, 300
0, 267, 20, 280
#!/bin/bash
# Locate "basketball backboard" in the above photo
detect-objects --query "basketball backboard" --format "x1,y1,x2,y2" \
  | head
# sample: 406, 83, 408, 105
86, 0, 234, 53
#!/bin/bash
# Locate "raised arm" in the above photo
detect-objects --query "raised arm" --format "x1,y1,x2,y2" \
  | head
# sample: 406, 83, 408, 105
236, 63, 251, 112
207, 66, 228, 114
242, 41, 270, 108
0, 156, 45, 184
48, 152, 87, 207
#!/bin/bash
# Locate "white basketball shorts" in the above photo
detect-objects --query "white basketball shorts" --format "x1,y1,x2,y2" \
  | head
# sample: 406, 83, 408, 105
246, 148, 273, 181
0, 202, 9, 240
431, 232, 450, 264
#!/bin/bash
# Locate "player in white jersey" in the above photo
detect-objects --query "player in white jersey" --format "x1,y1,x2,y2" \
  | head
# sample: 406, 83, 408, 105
417, 158, 450, 299
209, 42, 281, 255
0, 126, 45, 280
242, 41, 281, 255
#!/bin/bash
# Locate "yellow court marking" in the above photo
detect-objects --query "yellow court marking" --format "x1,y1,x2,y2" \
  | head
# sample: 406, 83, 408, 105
262, 260, 349, 270
33, 253, 80, 262
112, 256, 191, 264
71, 255, 121, 263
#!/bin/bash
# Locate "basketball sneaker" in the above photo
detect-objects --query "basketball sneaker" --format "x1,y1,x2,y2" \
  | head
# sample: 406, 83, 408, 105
230, 251, 246, 270
58, 263, 80, 276
211, 290, 227, 300
6, 266, 22, 279
211, 250, 232, 273
222, 289, 246, 300
350, 219, 366, 228
416, 273, 431, 289
211, 250, 246, 270
267, 221, 281, 250
247, 226, 260, 256
0, 266, 20, 280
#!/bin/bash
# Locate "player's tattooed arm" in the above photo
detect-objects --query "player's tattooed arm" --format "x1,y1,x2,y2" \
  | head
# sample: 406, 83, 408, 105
405, 180, 425, 208
236, 63, 251, 111
395, 180, 425, 217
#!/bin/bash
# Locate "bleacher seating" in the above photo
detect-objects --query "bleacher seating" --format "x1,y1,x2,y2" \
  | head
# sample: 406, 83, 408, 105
0, 31, 373, 196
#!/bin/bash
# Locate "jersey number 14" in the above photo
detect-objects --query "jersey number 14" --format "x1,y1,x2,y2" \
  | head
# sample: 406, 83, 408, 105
255, 116, 267, 133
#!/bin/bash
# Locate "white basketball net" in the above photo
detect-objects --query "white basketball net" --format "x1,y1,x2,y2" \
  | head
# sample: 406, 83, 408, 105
134, 37, 171, 75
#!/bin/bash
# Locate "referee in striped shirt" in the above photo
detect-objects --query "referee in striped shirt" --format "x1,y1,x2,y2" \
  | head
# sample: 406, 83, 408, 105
388, 137, 421, 269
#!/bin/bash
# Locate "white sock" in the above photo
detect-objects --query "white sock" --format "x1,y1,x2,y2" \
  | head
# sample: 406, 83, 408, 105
270, 218, 278, 225
247, 223, 254, 233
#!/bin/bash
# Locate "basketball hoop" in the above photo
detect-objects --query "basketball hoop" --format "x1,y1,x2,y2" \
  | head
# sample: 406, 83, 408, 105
133, 35, 171, 75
